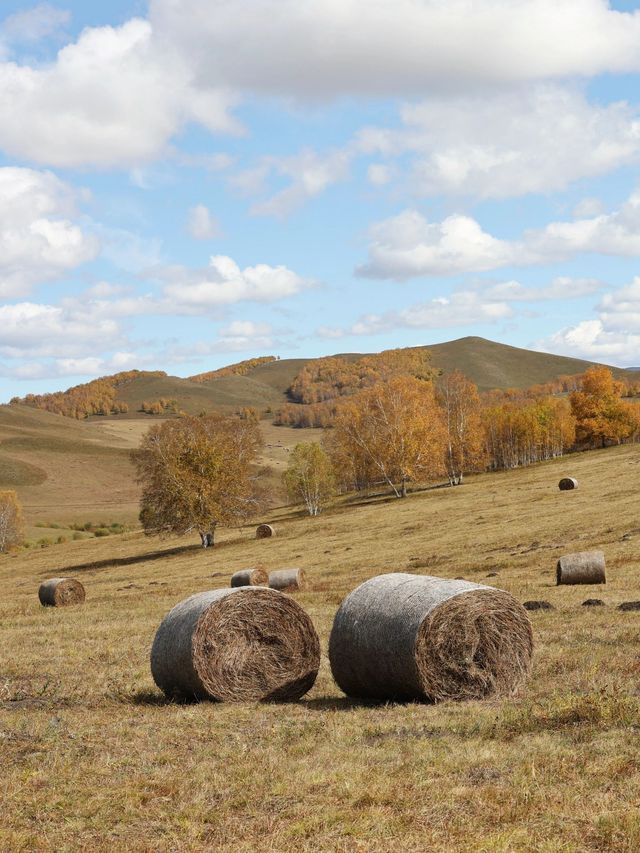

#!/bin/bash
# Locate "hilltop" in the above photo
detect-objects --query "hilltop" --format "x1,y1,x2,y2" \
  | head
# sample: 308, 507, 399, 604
9, 337, 638, 421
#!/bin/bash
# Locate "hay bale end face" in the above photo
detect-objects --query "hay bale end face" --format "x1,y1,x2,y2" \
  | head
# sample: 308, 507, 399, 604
256, 524, 275, 539
556, 551, 606, 585
269, 568, 305, 592
38, 578, 85, 607
329, 573, 533, 703
151, 587, 320, 702
523, 600, 554, 611
558, 477, 579, 491
230, 566, 269, 587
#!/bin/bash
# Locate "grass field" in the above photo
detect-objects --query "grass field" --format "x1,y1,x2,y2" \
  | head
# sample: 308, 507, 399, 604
2, 443, 640, 850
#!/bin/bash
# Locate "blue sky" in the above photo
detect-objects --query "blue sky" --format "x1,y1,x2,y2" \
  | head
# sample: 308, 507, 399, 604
2, 0, 640, 401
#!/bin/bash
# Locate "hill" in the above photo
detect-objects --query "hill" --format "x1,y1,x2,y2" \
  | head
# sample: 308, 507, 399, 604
2, 443, 640, 849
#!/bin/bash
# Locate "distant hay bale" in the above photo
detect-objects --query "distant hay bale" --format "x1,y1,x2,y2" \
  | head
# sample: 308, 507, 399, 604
556, 551, 606, 585
256, 524, 275, 539
523, 600, 554, 611
38, 577, 85, 607
150, 587, 320, 702
230, 566, 269, 587
269, 568, 305, 592
582, 599, 605, 607
329, 573, 533, 703
558, 477, 579, 491
618, 601, 640, 612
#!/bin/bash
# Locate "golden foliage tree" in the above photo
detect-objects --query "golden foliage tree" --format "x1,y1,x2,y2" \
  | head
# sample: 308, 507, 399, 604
133, 414, 265, 547
283, 442, 336, 516
0, 490, 25, 553
325, 376, 446, 498
570, 366, 640, 448
436, 370, 487, 485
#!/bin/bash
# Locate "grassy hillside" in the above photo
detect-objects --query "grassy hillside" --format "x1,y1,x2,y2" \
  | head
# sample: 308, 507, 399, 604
2, 444, 640, 849
426, 336, 637, 391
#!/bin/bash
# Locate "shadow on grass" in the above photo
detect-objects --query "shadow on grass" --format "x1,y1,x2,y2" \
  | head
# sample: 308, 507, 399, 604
122, 691, 392, 710
44, 541, 233, 574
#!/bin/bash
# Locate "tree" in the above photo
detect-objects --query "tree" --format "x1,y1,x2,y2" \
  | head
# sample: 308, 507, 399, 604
570, 366, 640, 448
436, 370, 487, 485
0, 491, 24, 553
132, 413, 264, 547
283, 443, 336, 516
325, 376, 447, 498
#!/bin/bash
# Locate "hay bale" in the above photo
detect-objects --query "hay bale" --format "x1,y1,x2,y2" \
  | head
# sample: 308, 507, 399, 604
150, 587, 319, 702
38, 577, 85, 607
256, 524, 275, 539
582, 599, 605, 607
556, 551, 606, 585
558, 477, 578, 491
618, 601, 640, 612
269, 568, 305, 592
230, 566, 269, 587
329, 573, 533, 702
523, 600, 554, 611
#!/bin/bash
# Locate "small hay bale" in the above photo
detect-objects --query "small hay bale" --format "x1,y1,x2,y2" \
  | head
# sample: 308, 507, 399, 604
150, 587, 319, 702
556, 551, 606, 585
618, 601, 640, 612
329, 573, 533, 703
230, 566, 269, 587
558, 477, 578, 491
38, 578, 85, 607
523, 600, 554, 611
582, 599, 605, 607
256, 524, 275, 539
269, 568, 305, 592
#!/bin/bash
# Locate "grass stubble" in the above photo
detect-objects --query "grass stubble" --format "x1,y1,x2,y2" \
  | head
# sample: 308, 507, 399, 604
1, 443, 640, 850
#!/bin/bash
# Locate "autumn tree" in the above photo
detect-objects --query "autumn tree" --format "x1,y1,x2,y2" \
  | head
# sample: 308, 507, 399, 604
0, 491, 24, 553
436, 370, 487, 485
132, 413, 265, 547
283, 443, 336, 516
570, 366, 640, 448
325, 376, 446, 498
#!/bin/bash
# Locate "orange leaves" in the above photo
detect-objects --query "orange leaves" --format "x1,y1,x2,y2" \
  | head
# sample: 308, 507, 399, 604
189, 356, 277, 383
436, 370, 487, 485
570, 366, 639, 448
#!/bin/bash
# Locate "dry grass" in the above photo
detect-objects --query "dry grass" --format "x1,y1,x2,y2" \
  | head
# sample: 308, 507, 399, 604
1, 443, 640, 850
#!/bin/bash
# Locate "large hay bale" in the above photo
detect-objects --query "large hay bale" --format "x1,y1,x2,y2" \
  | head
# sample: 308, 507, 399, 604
556, 551, 606, 585
256, 523, 275, 539
269, 568, 305, 592
329, 573, 533, 703
38, 577, 85, 607
150, 587, 319, 702
230, 566, 269, 587
559, 477, 579, 491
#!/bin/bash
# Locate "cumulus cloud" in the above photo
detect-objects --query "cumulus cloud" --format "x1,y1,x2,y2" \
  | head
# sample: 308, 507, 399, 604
0, 167, 99, 297
0, 3, 69, 54
359, 195, 640, 279
356, 87, 640, 199
150, 0, 640, 97
188, 204, 221, 240
0, 18, 239, 168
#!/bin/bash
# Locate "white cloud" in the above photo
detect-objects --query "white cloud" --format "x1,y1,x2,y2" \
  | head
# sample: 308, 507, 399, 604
359, 195, 640, 279
188, 204, 221, 240
0, 18, 239, 168
482, 277, 603, 302
150, 0, 640, 97
157, 254, 311, 309
0, 167, 99, 297
356, 87, 640, 199
0, 4, 69, 55
573, 197, 604, 218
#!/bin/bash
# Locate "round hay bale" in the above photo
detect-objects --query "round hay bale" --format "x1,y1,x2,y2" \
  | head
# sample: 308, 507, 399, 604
269, 568, 305, 592
230, 566, 269, 587
558, 477, 578, 491
582, 599, 605, 607
523, 600, 554, 611
256, 524, 275, 539
556, 551, 606, 585
618, 601, 640, 612
38, 577, 85, 607
329, 573, 533, 703
150, 587, 319, 702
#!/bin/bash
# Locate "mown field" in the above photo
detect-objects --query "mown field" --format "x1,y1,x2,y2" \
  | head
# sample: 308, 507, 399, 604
2, 443, 640, 850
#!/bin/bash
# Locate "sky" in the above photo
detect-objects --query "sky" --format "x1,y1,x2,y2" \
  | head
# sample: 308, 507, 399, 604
2, 0, 640, 402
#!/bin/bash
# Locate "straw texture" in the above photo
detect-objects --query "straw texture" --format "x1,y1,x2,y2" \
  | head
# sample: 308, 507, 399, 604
556, 551, 606, 585
269, 568, 305, 592
230, 566, 269, 587
151, 587, 320, 702
38, 577, 85, 607
329, 573, 533, 702
256, 524, 275, 539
